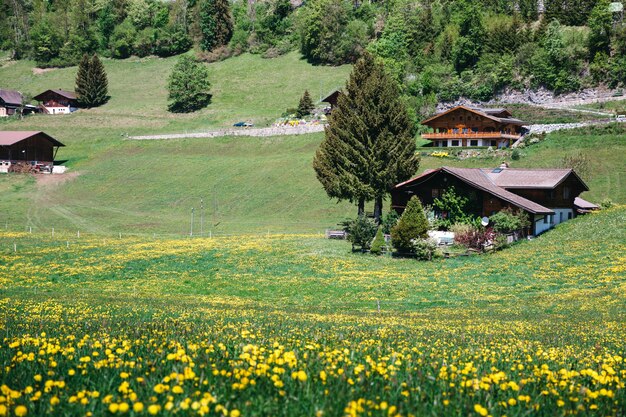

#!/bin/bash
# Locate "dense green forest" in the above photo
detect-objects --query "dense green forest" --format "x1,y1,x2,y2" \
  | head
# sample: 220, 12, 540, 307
2, 0, 625, 113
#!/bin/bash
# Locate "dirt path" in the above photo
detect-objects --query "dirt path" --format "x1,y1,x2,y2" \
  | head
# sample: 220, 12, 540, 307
127, 124, 325, 140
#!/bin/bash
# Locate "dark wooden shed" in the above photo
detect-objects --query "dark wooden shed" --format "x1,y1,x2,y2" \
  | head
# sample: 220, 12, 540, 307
0, 131, 65, 164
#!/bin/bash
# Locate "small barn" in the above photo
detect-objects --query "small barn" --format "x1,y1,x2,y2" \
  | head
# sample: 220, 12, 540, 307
0, 89, 24, 117
34, 89, 78, 114
321, 89, 342, 113
0, 131, 65, 173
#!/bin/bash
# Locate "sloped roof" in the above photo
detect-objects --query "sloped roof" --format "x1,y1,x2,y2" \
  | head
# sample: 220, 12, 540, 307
574, 197, 599, 210
0, 89, 23, 105
421, 105, 527, 126
482, 168, 588, 190
321, 89, 341, 103
33, 89, 77, 101
394, 166, 566, 214
0, 131, 65, 147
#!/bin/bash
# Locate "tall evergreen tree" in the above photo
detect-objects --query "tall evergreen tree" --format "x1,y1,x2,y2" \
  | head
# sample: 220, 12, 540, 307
313, 52, 419, 222
199, 0, 233, 51
296, 90, 314, 118
75, 54, 109, 107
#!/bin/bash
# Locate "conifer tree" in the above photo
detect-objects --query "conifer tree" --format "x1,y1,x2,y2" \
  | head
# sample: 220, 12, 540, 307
75, 54, 109, 107
199, 0, 233, 51
391, 195, 429, 253
296, 90, 314, 118
313, 52, 419, 221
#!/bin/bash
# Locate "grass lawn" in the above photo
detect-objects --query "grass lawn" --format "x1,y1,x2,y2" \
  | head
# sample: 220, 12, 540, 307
1, 206, 625, 416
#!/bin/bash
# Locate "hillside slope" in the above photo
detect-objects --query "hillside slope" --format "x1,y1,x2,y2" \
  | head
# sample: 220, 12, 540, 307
0, 55, 624, 235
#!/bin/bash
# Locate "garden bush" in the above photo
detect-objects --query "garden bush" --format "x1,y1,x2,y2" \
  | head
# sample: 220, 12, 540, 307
344, 215, 377, 251
369, 227, 385, 255
391, 196, 429, 253
411, 238, 437, 261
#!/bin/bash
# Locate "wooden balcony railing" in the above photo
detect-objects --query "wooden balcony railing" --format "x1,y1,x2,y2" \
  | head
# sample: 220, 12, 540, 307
422, 132, 522, 140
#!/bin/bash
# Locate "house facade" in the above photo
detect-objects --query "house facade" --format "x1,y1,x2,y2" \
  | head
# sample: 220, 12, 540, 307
421, 106, 527, 148
0, 131, 65, 173
0, 89, 24, 117
391, 165, 592, 236
33, 89, 78, 115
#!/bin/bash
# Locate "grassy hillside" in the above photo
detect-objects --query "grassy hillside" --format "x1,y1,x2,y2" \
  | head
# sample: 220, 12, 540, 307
0, 52, 351, 132
1, 206, 625, 416
0, 53, 355, 235
1, 54, 624, 235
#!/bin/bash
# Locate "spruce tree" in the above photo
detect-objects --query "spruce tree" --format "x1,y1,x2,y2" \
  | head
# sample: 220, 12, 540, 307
391, 195, 429, 253
199, 0, 233, 52
313, 52, 419, 221
296, 90, 314, 118
75, 54, 109, 108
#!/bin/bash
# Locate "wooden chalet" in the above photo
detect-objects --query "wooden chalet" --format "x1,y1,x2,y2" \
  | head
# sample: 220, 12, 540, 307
391, 164, 592, 236
0, 89, 24, 117
34, 89, 78, 115
0, 131, 65, 173
321, 89, 341, 113
421, 106, 527, 148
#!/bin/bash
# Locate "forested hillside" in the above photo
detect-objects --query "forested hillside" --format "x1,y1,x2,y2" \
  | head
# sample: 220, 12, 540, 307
1, 0, 625, 120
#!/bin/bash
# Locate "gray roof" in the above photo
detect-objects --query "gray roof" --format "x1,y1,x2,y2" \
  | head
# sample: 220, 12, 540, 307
444, 167, 554, 214
482, 168, 576, 189
0, 89, 23, 105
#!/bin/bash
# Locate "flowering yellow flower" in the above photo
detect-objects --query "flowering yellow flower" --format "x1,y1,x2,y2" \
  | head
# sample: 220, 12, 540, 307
147, 404, 160, 415
133, 402, 144, 413
15, 405, 28, 417
474, 404, 488, 417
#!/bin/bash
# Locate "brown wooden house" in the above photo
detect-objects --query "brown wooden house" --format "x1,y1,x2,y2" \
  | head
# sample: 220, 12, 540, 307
0, 89, 24, 117
391, 164, 592, 235
33, 89, 78, 115
421, 106, 527, 148
0, 131, 65, 173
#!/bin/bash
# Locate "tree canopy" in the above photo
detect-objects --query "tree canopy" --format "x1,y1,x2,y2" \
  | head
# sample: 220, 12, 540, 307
167, 55, 212, 113
313, 52, 419, 221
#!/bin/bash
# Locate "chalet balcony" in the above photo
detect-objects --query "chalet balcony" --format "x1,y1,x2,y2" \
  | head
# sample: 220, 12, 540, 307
422, 132, 522, 141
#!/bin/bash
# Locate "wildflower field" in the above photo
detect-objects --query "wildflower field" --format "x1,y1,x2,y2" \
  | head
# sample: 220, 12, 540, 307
1, 207, 625, 417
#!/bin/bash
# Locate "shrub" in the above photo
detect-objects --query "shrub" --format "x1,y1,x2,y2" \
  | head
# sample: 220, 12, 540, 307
433, 186, 479, 230
381, 211, 399, 234
411, 238, 437, 261
370, 227, 385, 255
511, 149, 520, 160
391, 196, 429, 253
489, 208, 531, 234
454, 226, 496, 252
344, 215, 377, 251
600, 198, 613, 209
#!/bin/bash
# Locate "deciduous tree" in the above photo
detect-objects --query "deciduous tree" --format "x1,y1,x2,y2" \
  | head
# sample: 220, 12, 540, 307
167, 55, 212, 113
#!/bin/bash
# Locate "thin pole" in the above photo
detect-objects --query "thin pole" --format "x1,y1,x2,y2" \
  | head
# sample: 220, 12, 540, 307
200, 198, 204, 237
190, 207, 194, 237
